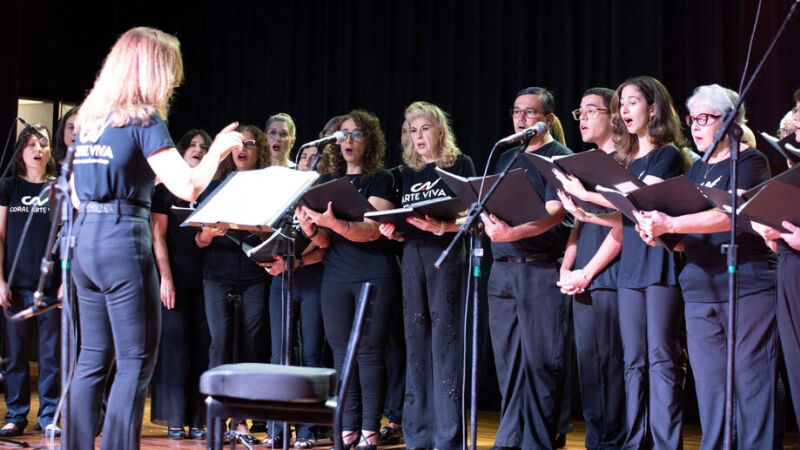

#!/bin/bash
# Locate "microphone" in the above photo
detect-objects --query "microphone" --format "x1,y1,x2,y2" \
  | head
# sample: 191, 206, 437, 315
299, 131, 346, 150
497, 122, 548, 145
9, 297, 62, 321
17, 117, 49, 142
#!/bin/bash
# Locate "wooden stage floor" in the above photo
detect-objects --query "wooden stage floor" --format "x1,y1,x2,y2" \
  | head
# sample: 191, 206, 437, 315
0, 376, 796, 449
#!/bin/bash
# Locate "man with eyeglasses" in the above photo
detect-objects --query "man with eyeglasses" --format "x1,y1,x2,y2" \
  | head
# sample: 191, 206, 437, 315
481, 87, 573, 449
559, 88, 625, 450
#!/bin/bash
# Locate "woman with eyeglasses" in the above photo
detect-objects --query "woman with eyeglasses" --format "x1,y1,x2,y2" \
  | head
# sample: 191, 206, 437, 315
377, 101, 474, 449
0, 124, 61, 438
149, 129, 213, 440
559, 76, 691, 449
299, 109, 400, 450
262, 116, 336, 449
194, 124, 270, 446
633, 84, 777, 449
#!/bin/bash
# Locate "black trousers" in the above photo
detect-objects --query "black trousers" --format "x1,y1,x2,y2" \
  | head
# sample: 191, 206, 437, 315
3, 289, 60, 429
67, 213, 160, 450
685, 291, 777, 450
777, 251, 800, 431
617, 285, 683, 450
401, 239, 465, 450
267, 268, 324, 439
383, 290, 406, 425
203, 276, 267, 368
573, 288, 625, 449
321, 277, 399, 432
488, 260, 568, 449
150, 287, 210, 429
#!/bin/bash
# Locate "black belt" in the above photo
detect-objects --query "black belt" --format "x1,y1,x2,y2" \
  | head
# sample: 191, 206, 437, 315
79, 201, 149, 218
496, 253, 550, 264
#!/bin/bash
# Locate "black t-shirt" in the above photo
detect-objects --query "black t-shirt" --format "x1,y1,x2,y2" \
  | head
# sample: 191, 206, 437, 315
151, 184, 205, 289
680, 148, 775, 302
320, 170, 401, 282
399, 154, 476, 241
0, 177, 59, 294
73, 114, 174, 208
489, 141, 573, 259
197, 179, 268, 284
618, 145, 685, 288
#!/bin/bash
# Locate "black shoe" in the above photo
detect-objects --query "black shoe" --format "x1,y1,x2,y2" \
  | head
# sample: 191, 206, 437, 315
238, 433, 259, 446
33, 423, 42, 431
44, 424, 62, 437
354, 431, 378, 450
189, 427, 207, 440
249, 421, 267, 433
379, 425, 403, 444
554, 433, 567, 448
0, 423, 23, 437
263, 434, 282, 448
168, 428, 186, 439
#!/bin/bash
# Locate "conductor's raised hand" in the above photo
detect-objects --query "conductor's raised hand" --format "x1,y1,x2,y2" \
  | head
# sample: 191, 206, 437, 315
480, 212, 514, 242
208, 122, 244, 161
378, 223, 404, 241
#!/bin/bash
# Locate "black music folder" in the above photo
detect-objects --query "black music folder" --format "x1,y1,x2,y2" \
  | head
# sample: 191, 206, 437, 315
761, 132, 800, 165
700, 165, 800, 232
597, 175, 714, 250
299, 177, 376, 222
435, 167, 549, 226
170, 205, 195, 224
363, 197, 466, 233
525, 149, 646, 193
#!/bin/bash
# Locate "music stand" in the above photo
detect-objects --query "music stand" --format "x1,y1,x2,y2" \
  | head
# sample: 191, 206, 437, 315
184, 166, 318, 446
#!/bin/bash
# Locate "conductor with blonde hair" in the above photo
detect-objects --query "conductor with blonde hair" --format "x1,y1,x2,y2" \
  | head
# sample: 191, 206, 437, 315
66, 27, 242, 449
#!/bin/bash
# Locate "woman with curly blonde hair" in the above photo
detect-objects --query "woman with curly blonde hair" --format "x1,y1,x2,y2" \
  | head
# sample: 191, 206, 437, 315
379, 101, 475, 449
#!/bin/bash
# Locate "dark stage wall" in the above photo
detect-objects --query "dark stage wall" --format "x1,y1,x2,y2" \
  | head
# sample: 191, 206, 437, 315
7, 0, 800, 170
4, 0, 799, 410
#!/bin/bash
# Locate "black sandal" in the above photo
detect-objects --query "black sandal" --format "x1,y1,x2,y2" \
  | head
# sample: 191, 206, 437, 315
293, 436, 316, 448
354, 431, 378, 450
379, 425, 403, 444
263, 434, 283, 448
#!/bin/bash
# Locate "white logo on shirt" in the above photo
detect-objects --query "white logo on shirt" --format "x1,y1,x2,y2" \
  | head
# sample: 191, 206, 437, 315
74, 144, 114, 165
403, 178, 446, 204
21, 195, 49, 206
701, 175, 723, 188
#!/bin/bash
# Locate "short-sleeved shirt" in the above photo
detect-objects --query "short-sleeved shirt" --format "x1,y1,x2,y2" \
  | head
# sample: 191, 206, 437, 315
489, 141, 573, 260
399, 154, 476, 241
151, 184, 205, 289
618, 145, 685, 288
679, 148, 775, 302
0, 177, 59, 294
320, 169, 401, 282
197, 179, 269, 284
73, 114, 174, 208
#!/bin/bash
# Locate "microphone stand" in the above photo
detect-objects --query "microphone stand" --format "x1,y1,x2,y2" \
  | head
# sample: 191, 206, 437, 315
435, 136, 533, 450
696, 3, 798, 447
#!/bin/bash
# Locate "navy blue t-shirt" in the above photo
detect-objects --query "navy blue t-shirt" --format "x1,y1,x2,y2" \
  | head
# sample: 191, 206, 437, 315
73, 114, 174, 208
618, 145, 685, 288
321, 170, 401, 282
151, 184, 205, 289
0, 177, 60, 295
197, 179, 269, 284
400, 154, 476, 241
489, 141, 573, 260
679, 148, 775, 302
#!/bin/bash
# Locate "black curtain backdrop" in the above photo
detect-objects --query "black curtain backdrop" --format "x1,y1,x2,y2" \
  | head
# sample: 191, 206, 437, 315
6, 0, 800, 411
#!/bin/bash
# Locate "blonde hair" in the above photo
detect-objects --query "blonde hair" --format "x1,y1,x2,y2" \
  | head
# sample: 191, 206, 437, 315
403, 101, 461, 171
76, 27, 183, 142
550, 115, 566, 145
265, 113, 296, 138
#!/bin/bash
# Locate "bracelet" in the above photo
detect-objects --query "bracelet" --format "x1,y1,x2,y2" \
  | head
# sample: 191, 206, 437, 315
340, 221, 351, 236
306, 224, 319, 239
434, 222, 446, 236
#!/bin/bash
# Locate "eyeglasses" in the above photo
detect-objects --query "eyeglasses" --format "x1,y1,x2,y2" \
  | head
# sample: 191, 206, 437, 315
571, 106, 609, 121
242, 139, 258, 149
341, 129, 365, 142
509, 108, 546, 119
267, 130, 291, 140
684, 113, 721, 127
